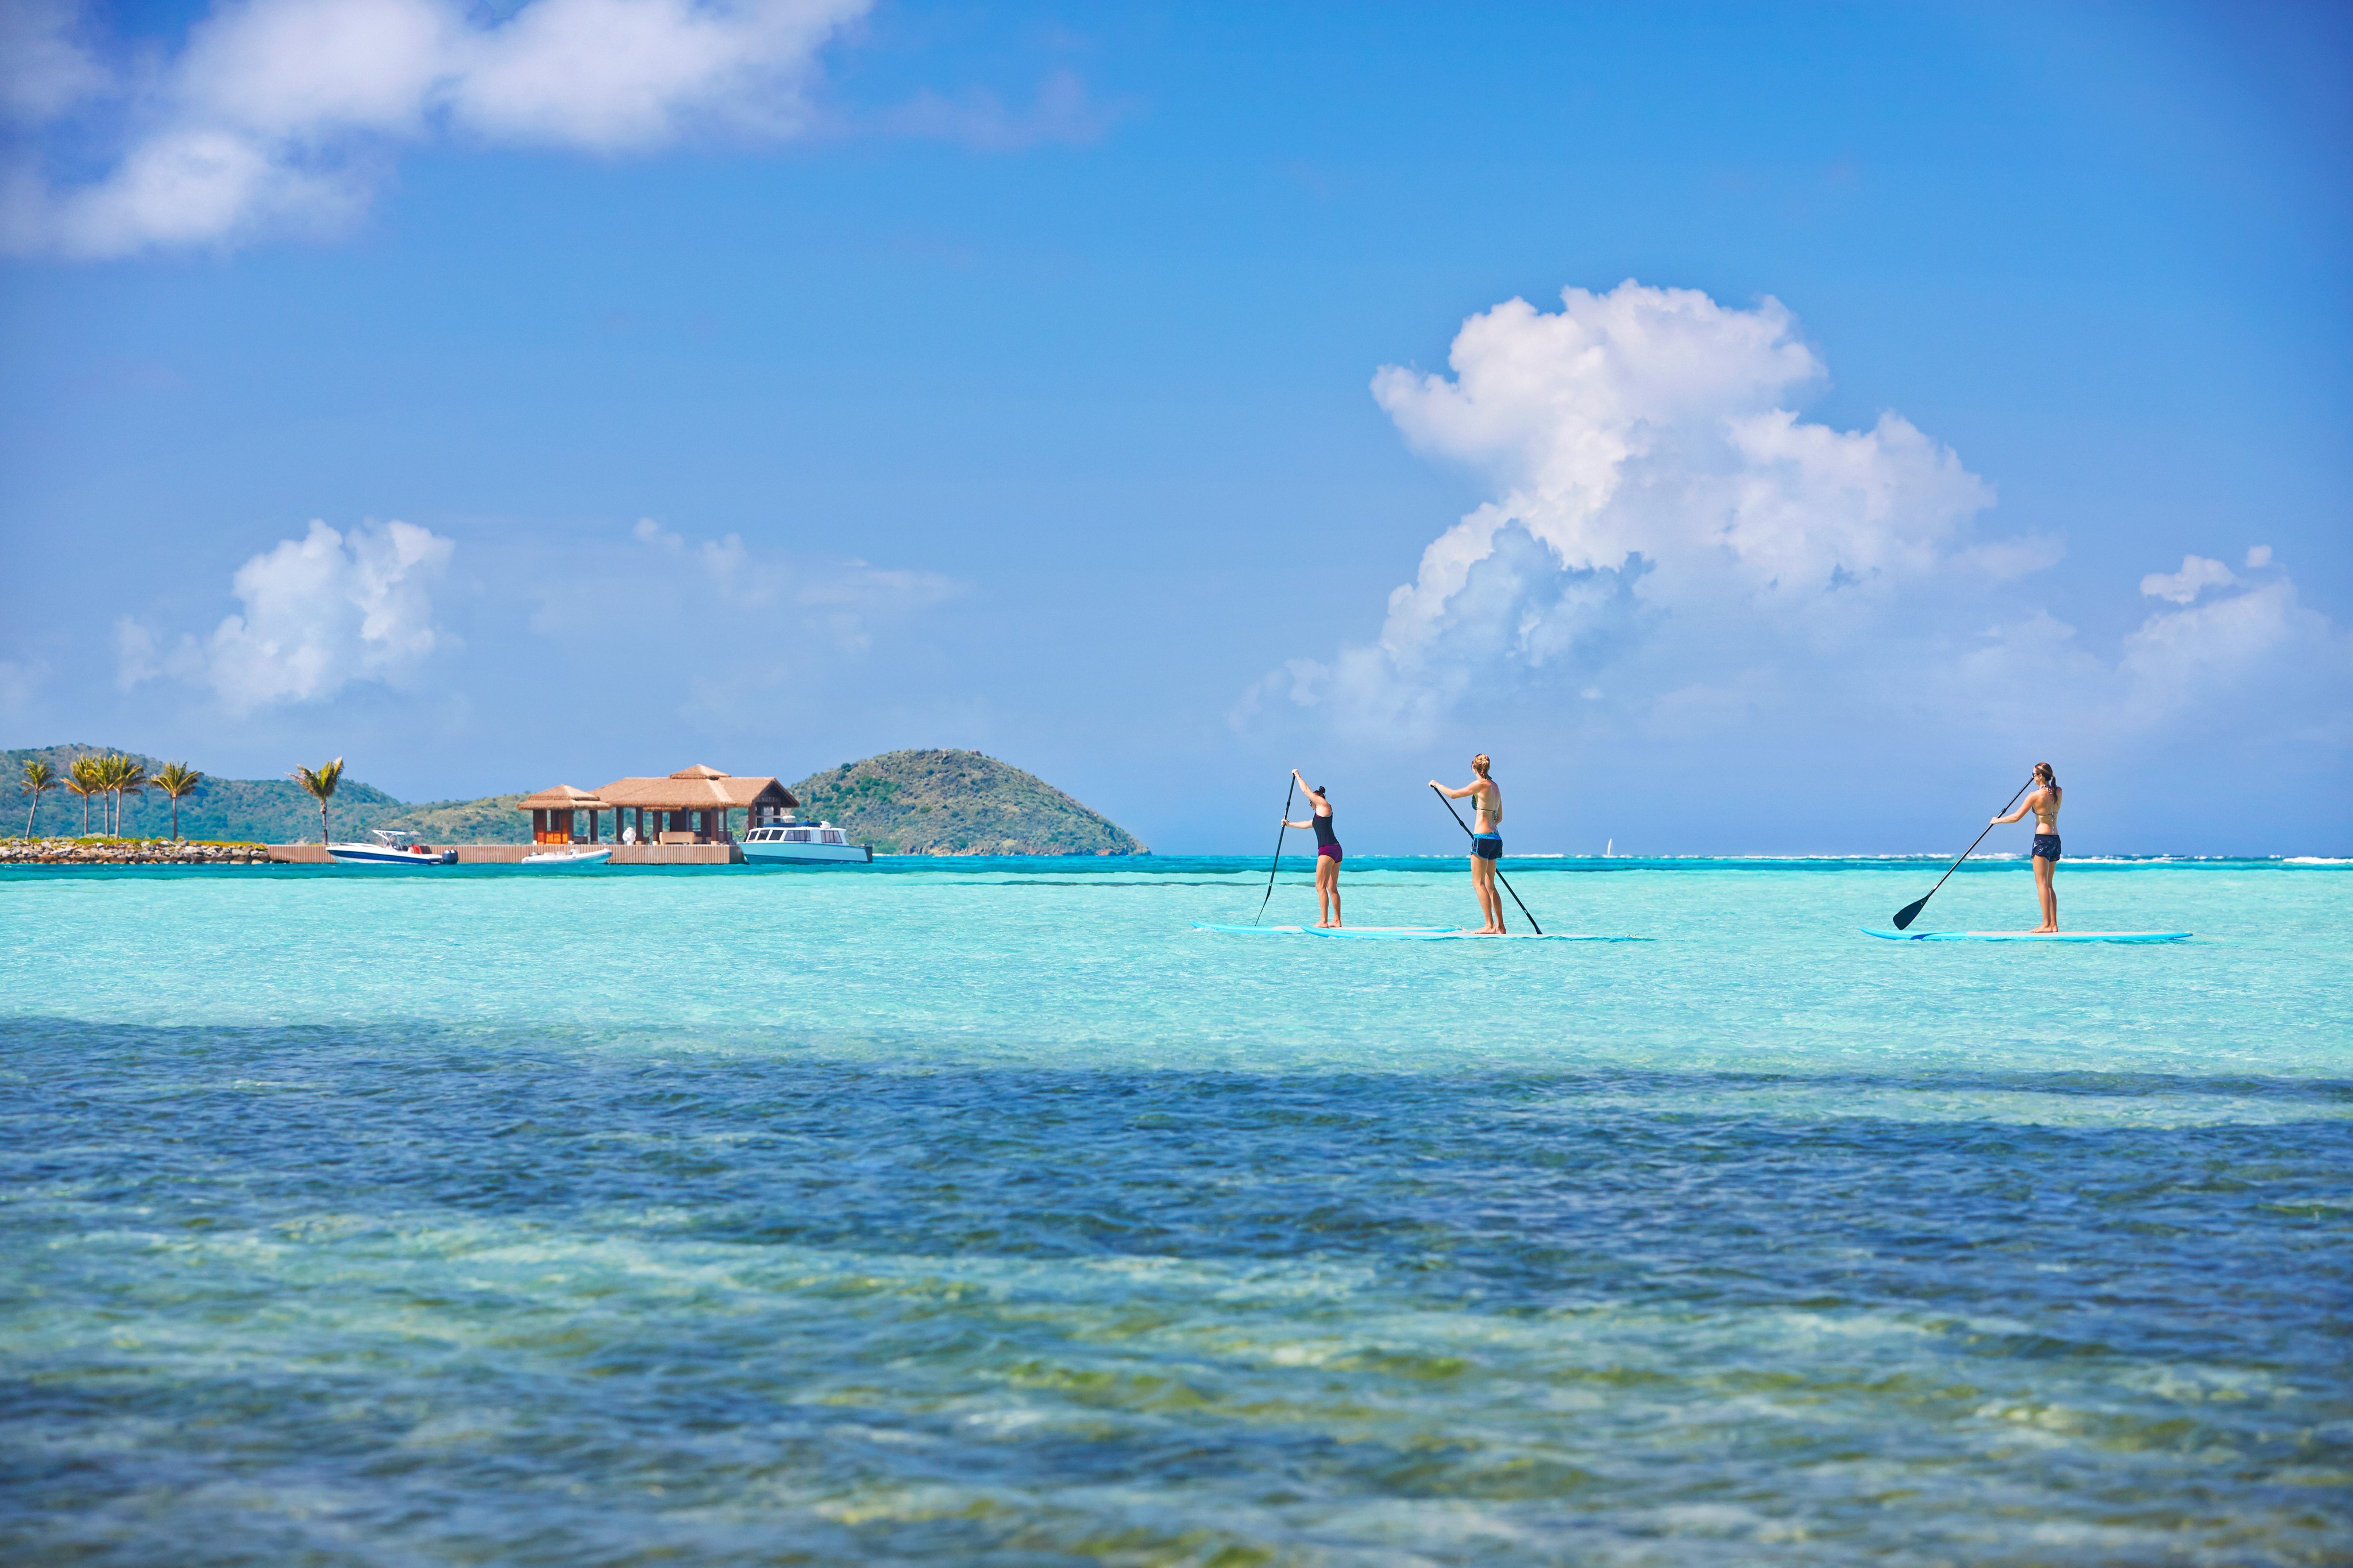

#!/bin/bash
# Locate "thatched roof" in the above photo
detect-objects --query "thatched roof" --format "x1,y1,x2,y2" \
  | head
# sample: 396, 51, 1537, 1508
595, 767, 797, 811
516, 783, 610, 812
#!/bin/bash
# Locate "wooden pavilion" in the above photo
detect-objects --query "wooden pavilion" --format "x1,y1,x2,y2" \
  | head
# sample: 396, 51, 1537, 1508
518, 783, 613, 845
588, 764, 799, 845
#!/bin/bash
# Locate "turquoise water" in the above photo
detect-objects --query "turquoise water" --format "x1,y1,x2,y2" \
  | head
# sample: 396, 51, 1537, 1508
3, 857, 2347, 1564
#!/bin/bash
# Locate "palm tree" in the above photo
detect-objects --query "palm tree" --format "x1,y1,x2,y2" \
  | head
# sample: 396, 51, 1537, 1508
65, 755, 102, 836
152, 762, 203, 841
290, 758, 345, 845
105, 754, 148, 837
20, 759, 58, 836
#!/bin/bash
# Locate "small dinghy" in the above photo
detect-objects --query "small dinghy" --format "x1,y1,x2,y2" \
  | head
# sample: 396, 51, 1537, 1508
327, 829, 456, 867
519, 846, 612, 870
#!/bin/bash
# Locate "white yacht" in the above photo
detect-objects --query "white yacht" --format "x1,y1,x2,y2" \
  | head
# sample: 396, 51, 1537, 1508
327, 829, 458, 867
739, 818, 873, 865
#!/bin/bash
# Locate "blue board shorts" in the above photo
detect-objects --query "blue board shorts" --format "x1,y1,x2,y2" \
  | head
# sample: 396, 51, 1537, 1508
1471, 833, 1502, 861
2032, 833, 2061, 862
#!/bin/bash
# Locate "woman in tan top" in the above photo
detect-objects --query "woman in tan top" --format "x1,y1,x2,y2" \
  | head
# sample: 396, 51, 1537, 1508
1990, 762, 2063, 932
1431, 754, 1506, 934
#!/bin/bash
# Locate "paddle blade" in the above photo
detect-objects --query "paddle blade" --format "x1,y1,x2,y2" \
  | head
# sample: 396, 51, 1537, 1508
1892, 895, 1928, 930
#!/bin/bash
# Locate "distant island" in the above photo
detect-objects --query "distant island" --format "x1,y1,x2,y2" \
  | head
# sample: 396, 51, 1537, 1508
790, 750, 1144, 856
4, 743, 1142, 855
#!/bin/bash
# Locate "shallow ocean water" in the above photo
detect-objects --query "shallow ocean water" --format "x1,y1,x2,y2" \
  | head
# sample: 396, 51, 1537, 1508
2, 856, 2347, 1565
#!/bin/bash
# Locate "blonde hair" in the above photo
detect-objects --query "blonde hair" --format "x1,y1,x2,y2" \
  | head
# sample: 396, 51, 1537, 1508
1472, 754, 1491, 777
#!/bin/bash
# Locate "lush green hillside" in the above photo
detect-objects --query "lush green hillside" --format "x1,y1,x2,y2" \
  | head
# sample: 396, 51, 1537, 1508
377, 794, 531, 844
4, 744, 405, 843
789, 749, 1144, 855
5, 743, 1138, 853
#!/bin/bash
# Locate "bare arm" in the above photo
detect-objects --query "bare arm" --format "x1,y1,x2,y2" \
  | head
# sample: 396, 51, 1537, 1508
1429, 779, 1477, 799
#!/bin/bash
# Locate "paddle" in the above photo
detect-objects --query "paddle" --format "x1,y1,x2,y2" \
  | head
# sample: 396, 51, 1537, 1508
1892, 777, 2034, 930
1429, 785, 1543, 935
1255, 775, 1296, 925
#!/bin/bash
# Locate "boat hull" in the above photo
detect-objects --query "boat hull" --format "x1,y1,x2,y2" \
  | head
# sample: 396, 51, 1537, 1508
327, 845, 457, 867
519, 848, 612, 870
740, 841, 873, 866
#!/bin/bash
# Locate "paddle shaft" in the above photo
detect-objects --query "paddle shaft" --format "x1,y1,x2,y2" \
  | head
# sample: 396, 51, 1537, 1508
1430, 785, 1543, 935
1255, 776, 1296, 925
1898, 778, 2034, 926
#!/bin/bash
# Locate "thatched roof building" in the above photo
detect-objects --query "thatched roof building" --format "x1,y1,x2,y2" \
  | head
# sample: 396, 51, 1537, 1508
516, 766, 797, 847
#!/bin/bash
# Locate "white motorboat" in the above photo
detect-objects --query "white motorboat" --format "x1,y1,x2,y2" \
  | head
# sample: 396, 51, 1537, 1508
740, 820, 873, 865
519, 846, 612, 870
327, 829, 457, 867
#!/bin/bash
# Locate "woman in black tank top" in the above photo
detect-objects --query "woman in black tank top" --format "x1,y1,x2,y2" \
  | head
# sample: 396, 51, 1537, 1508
1282, 767, 1343, 928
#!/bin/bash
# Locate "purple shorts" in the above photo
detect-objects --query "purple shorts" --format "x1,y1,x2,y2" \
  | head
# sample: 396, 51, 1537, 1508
1317, 843, 1343, 862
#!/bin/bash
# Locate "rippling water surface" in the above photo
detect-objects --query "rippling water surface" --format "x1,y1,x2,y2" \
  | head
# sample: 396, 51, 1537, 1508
3, 856, 2347, 1565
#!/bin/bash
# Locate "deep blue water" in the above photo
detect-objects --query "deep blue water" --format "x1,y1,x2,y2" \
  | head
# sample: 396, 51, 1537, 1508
2, 857, 2347, 1564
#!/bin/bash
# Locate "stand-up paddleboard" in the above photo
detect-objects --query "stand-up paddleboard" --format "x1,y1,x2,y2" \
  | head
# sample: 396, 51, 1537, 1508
1193, 923, 1644, 943
1862, 928, 2190, 944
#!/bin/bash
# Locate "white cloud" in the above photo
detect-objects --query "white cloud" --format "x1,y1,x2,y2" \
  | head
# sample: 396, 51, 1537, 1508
0, 656, 49, 719
1258, 280, 2353, 791
121, 519, 457, 712
1277, 281, 2019, 740
541, 519, 958, 658
869, 68, 1121, 150
2, 0, 868, 257
2139, 553, 2236, 605
0, 0, 111, 123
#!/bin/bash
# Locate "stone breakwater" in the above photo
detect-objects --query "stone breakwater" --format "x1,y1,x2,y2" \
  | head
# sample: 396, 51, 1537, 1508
1, 839, 272, 866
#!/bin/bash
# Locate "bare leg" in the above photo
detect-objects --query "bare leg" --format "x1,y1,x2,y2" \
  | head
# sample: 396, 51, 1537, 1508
1472, 857, 1503, 933
2034, 855, 2058, 932
1316, 858, 1341, 927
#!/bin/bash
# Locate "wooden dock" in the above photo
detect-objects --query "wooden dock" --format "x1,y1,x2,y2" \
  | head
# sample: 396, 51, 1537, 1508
266, 843, 743, 866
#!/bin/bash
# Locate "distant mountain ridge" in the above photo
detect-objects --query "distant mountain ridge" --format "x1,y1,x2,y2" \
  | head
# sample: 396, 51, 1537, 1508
5, 744, 1140, 853
788, 749, 1144, 856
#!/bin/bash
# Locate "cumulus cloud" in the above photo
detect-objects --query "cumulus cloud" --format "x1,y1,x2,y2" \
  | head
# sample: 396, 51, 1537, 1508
1268, 281, 2026, 740
1254, 279, 2352, 795
2139, 553, 2236, 604
1, 0, 868, 257
120, 519, 457, 712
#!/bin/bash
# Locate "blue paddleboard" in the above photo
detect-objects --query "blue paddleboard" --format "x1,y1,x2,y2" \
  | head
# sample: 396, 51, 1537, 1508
1193, 922, 1642, 942
1862, 928, 2190, 944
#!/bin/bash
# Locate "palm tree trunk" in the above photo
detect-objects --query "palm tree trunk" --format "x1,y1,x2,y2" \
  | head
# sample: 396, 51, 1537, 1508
81, 792, 90, 835
170, 797, 180, 841
321, 799, 329, 846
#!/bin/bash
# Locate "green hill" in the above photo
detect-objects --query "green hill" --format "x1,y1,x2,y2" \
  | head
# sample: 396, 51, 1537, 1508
3, 744, 405, 843
378, 794, 530, 844
5, 743, 1138, 853
788, 748, 1144, 856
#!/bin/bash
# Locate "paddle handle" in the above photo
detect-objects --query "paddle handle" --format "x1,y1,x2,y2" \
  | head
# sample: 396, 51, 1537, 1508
1429, 784, 1542, 936
1897, 778, 2034, 927
1255, 775, 1295, 925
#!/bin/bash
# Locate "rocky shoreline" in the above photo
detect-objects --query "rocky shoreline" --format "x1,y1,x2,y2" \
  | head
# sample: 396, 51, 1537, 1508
1, 838, 273, 866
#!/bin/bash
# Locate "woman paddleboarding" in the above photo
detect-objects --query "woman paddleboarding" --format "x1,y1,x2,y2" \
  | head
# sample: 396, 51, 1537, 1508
1989, 762, 2063, 932
1431, 754, 1506, 934
1281, 769, 1344, 928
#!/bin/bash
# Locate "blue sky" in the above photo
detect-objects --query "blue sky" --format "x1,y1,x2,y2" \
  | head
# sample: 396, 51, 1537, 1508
3, 0, 2347, 853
